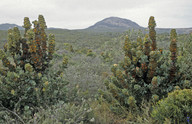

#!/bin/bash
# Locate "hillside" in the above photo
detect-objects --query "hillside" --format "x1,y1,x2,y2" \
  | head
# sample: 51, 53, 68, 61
156, 28, 192, 34
0, 23, 64, 30
85, 17, 192, 33
0, 18, 192, 33
86, 17, 143, 32
0, 23, 23, 30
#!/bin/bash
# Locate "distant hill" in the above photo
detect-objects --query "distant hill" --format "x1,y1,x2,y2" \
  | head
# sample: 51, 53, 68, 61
0, 23, 68, 31
86, 17, 143, 32
48, 27, 67, 30
0, 23, 23, 30
1, 18, 192, 34
85, 17, 192, 34
156, 28, 192, 34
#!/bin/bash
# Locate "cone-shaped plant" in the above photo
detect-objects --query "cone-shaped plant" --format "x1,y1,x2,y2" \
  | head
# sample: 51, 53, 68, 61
148, 16, 157, 51
38, 14, 47, 29
169, 29, 177, 80
69, 45, 74, 52
23, 17, 31, 36
33, 20, 42, 62
143, 34, 151, 57
7, 29, 16, 56
48, 34, 55, 60
124, 35, 132, 60
170, 29, 177, 41
38, 15, 47, 54
137, 36, 143, 50
32, 20, 45, 70
147, 51, 159, 81
13, 27, 21, 54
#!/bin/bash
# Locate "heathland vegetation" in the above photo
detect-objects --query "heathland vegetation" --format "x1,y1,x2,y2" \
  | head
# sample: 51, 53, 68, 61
0, 15, 191, 124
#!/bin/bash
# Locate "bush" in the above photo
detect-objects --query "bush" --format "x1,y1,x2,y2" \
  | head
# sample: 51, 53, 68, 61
87, 49, 95, 57
100, 51, 113, 63
90, 99, 124, 124
151, 89, 192, 123
31, 100, 94, 124
0, 100, 94, 124
99, 16, 185, 116
177, 34, 192, 84
0, 15, 68, 122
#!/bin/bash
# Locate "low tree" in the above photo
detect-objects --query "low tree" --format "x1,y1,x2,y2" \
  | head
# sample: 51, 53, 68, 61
0, 15, 68, 121
99, 16, 185, 116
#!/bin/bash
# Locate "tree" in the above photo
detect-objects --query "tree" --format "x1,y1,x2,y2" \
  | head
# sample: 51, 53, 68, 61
148, 16, 157, 51
0, 15, 68, 119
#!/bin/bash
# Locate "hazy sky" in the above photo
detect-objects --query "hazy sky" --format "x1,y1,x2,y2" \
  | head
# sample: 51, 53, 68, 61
0, 0, 191, 29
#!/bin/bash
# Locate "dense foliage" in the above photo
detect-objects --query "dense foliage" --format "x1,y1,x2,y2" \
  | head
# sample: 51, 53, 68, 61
0, 15, 191, 123
152, 89, 192, 123
99, 16, 189, 116
177, 34, 192, 83
0, 15, 68, 122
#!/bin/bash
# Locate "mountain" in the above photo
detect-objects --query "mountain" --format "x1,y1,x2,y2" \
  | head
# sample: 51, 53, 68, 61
0, 23, 23, 30
0, 23, 67, 31
156, 28, 192, 34
48, 27, 66, 30
86, 17, 143, 32
85, 17, 192, 34
1, 18, 191, 34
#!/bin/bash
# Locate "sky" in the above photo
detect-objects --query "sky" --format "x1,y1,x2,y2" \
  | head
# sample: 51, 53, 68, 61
0, 0, 192, 29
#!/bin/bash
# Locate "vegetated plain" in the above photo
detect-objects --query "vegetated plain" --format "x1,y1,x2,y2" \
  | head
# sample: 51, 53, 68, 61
0, 28, 187, 94
0, 16, 191, 123
0, 29, 177, 95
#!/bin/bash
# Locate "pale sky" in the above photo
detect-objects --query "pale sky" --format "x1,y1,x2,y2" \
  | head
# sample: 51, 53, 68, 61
0, 0, 191, 29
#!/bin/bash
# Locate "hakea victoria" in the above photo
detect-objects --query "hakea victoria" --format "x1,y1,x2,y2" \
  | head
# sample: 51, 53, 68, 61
99, 17, 184, 116
148, 16, 157, 51
0, 15, 55, 74
169, 29, 177, 80
0, 15, 68, 116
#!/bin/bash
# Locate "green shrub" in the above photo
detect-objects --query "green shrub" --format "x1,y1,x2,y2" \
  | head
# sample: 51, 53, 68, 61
177, 34, 192, 84
0, 100, 94, 124
63, 43, 74, 53
62, 54, 69, 68
0, 15, 68, 122
100, 51, 113, 63
151, 89, 192, 123
31, 100, 94, 124
86, 49, 95, 57
99, 16, 185, 115
90, 99, 126, 124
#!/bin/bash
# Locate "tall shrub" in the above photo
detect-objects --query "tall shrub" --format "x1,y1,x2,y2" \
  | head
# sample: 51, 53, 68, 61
0, 15, 68, 118
99, 16, 184, 115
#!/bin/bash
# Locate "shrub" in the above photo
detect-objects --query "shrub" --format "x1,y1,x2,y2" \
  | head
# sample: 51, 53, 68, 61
87, 49, 95, 57
0, 15, 68, 122
151, 89, 192, 123
31, 100, 94, 124
148, 16, 157, 51
100, 51, 113, 63
99, 16, 185, 115
177, 33, 192, 84
91, 99, 125, 124
0, 100, 94, 124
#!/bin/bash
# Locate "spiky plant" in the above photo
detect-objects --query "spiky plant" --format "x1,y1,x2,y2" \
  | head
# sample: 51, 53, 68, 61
148, 16, 157, 51
0, 15, 68, 119
99, 17, 184, 116
169, 29, 177, 80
